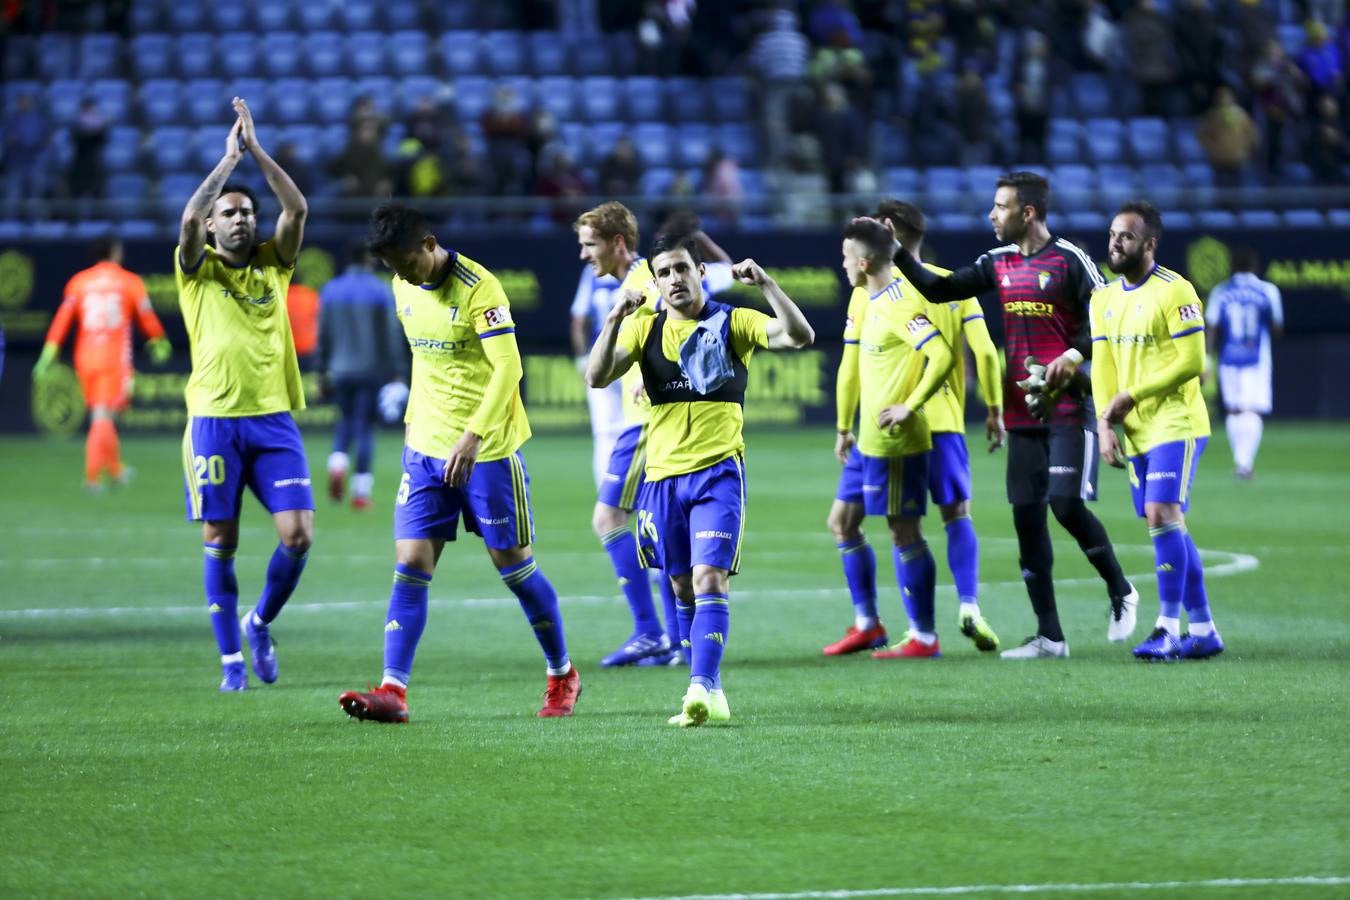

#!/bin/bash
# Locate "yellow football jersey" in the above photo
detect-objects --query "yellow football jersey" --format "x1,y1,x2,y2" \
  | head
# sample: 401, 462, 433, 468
394, 252, 531, 461
616, 307, 769, 480
918, 264, 985, 434
615, 257, 661, 428
176, 241, 304, 416
857, 278, 939, 458
1090, 265, 1210, 456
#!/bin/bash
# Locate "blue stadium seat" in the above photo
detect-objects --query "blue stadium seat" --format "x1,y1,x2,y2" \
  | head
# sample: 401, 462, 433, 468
193, 126, 230, 170
527, 33, 569, 76
738, 167, 765, 197
168, 4, 208, 33
1180, 162, 1214, 187
1084, 119, 1126, 163
608, 33, 638, 76
926, 166, 964, 195
930, 212, 984, 232
3, 80, 40, 117
1282, 209, 1325, 228
1071, 73, 1112, 117
590, 122, 629, 162
675, 123, 715, 168
258, 33, 302, 79
1052, 164, 1095, 211
176, 35, 216, 79
228, 78, 271, 120
534, 76, 578, 122
36, 34, 76, 80
484, 31, 527, 75
1327, 209, 1350, 227
257, 4, 293, 33
1048, 134, 1081, 166
46, 80, 84, 125
128, 1, 162, 33
439, 32, 482, 76
452, 76, 494, 121
1173, 126, 1207, 163
431, 4, 475, 29
1137, 162, 1183, 189
149, 126, 194, 172
353, 78, 396, 118
297, 1, 333, 31
346, 32, 388, 77
88, 80, 131, 121
30, 221, 72, 239
665, 77, 710, 123
340, 0, 379, 31
130, 34, 173, 80
1281, 162, 1315, 186
1195, 210, 1238, 228
138, 79, 181, 125
555, 122, 589, 163
159, 174, 206, 215
318, 124, 348, 161
1126, 118, 1169, 162
183, 79, 230, 125
1097, 163, 1137, 205
312, 77, 355, 124
1064, 210, 1105, 232
966, 165, 1003, 194
118, 219, 161, 239
707, 77, 750, 123
623, 77, 666, 123
572, 39, 612, 76
639, 167, 676, 197
0, 221, 28, 241
497, 76, 535, 110
78, 34, 122, 79
270, 79, 312, 124
579, 78, 620, 121
396, 76, 444, 116
716, 124, 758, 165
106, 173, 150, 202
102, 127, 142, 173
275, 125, 322, 166
987, 84, 1014, 119
1165, 210, 1195, 230
633, 123, 673, 168
207, 4, 249, 31
884, 167, 920, 196
387, 3, 420, 30
2, 36, 34, 81
1237, 210, 1281, 229
215, 32, 258, 79
389, 32, 431, 77
305, 32, 345, 78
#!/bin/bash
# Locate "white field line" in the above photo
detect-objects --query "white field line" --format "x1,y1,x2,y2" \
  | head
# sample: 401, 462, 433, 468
0, 549, 1258, 621
613, 874, 1350, 899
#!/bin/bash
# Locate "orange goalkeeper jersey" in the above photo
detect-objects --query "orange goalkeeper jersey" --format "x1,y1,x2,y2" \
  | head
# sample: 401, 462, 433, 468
45, 261, 166, 372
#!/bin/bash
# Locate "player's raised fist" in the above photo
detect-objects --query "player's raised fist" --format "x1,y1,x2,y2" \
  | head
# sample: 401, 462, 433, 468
731, 259, 767, 286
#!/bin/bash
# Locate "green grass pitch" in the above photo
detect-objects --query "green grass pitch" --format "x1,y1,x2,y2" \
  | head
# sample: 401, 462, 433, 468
1, 424, 1347, 899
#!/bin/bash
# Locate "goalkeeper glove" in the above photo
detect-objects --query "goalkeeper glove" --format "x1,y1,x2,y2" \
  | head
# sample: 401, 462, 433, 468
32, 342, 58, 379
146, 337, 172, 365
1015, 355, 1060, 422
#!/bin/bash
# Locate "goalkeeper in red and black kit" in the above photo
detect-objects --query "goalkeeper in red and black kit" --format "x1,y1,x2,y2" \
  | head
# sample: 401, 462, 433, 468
891, 172, 1138, 658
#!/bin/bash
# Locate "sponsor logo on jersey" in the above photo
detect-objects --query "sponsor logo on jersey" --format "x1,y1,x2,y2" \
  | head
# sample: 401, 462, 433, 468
272, 477, 311, 488
695, 530, 734, 541
1111, 333, 1156, 345
1146, 471, 1179, 481
906, 314, 932, 334
1178, 302, 1202, 322
484, 305, 510, 327
1005, 300, 1056, 317
407, 337, 467, 351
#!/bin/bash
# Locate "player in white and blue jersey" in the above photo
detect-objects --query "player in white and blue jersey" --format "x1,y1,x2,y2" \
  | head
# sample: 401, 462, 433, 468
570, 264, 626, 486
1205, 247, 1283, 480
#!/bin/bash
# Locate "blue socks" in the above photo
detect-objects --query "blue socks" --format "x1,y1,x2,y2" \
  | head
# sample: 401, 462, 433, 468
944, 515, 980, 604
254, 542, 308, 624
837, 537, 878, 623
383, 563, 431, 686
656, 572, 680, 650
1150, 522, 1189, 624
500, 557, 570, 673
602, 526, 661, 635
204, 542, 240, 657
1182, 532, 1212, 624
894, 542, 937, 634
675, 596, 695, 658
689, 593, 729, 692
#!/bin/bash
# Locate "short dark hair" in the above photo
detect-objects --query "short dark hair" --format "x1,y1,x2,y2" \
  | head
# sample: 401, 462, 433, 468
1231, 245, 1259, 273
648, 233, 703, 267
91, 235, 120, 261
873, 199, 926, 246
842, 218, 894, 261
216, 182, 259, 215
367, 203, 432, 255
997, 171, 1050, 220
1117, 200, 1163, 242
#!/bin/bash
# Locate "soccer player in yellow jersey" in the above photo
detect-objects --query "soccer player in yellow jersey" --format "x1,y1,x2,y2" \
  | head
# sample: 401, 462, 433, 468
176, 98, 311, 693
586, 234, 814, 726
337, 205, 580, 723
825, 203, 1004, 657
1091, 201, 1222, 661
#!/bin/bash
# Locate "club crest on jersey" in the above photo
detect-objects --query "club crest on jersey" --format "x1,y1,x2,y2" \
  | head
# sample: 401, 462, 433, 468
1001, 274, 1011, 287
1178, 302, 1202, 322
483, 305, 510, 327
1037, 270, 1053, 291
906, 314, 932, 335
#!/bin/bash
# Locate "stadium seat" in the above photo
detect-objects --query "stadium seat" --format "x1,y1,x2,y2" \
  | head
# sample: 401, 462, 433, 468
389, 32, 431, 77
78, 34, 122, 79
36, 34, 76, 80
573, 39, 612, 76
1195, 210, 1238, 228
675, 123, 715, 168
439, 32, 482, 76
1173, 126, 1207, 163
1064, 210, 1105, 232
215, 32, 259, 78
226, 78, 270, 121
930, 212, 984, 232
89, 80, 132, 122
46, 80, 85, 125
30, 221, 72, 239
118, 219, 161, 239
1180, 162, 1214, 187
312, 77, 355, 124
167, 4, 208, 33
346, 32, 388, 77
966, 165, 1003, 194
128, 1, 161, 33
451, 76, 494, 121
1282, 209, 1325, 228
1126, 117, 1169, 162
535, 76, 578, 122
632, 123, 674, 168
176, 35, 216, 79
1048, 133, 1081, 166
138, 79, 182, 125
3, 80, 40, 116
270, 79, 313, 124
2, 35, 33, 81
1070, 72, 1112, 117
1280, 162, 1315, 186
484, 31, 527, 75
738, 167, 766, 197
129, 34, 173, 80
318, 123, 349, 161
639, 167, 677, 197
353, 78, 396, 118
1327, 209, 1350, 227
579, 77, 621, 121
102, 127, 142, 173
305, 32, 345, 78
183, 79, 230, 125
297, 1, 333, 31
258, 33, 302, 78
340, 0, 379, 31
149, 126, 194, 172
884, 167, 920, 196
431, 3, 475, 29
386, 3, 420, 30
527, 33, 569, 77
105, 174, 150, 204
589, 121, 629, 162
395, 76, 444, 116
256, 3, 292, 31
1237, 210, 1281, 229
1084, 119, 1126, 163
707, 77, 750, 123
1053, 164, 1095, 212
1097, 163, 1137, 205
1165, 210, 1195, 229
277, 125, 322, 166
497, 76, 536, 110
665, 77, 711, 123
926, 166, 965, 196
716, 123, 758, 165
623, 77, 666, 122
206, 4, 250, 31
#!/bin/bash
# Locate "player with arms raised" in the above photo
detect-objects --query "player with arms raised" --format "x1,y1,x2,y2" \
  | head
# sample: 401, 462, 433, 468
35, 236, 170, 491
586, 235, 814, 725
1092, 201, 1222, 660
338, 204, 580, 723
893, 173, 1137, 658
177, 98, 312, 692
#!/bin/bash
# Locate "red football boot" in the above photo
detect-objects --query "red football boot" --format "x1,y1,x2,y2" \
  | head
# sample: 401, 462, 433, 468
871, 634, 942, 659
339, 683, 409, 723
538, 667, 581, 718
823, 622, 889, 656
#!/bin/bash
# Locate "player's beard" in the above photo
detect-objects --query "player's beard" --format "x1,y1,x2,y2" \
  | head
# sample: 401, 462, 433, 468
1107, 249, 1144, 275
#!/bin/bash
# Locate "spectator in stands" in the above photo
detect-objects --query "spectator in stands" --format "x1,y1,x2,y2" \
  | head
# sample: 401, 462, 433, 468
807, 0, 863, 49
2, 92, 51, 211
273, 142, 314, 197
347, 94, 389, 140
816, 82, 868, 194
1124, 0, 1181, 117
67, 98, 109, 208
405, 94, 455, 156
1297, 20, 1344, 104
1174, 0, 1223, 115
746, 5, 811, 162
1081, 0, 1123, 75
598, 135, 643, 197
535, 148, 591, 224
808, 29, 873, 110
1251, 38, 1309, 175
954, 62, 993, 166
1014, 31, 1052, 163
652, 170, 697, 227
443, 132, 488, 197
481, 85, 533, 196
1197, 86, 1260, 191
330, 120, 393, 202
1232, 0, 1276, 76
1306, 93, 1350, 182
636, 0, 698, 76
703, 147, 744, 229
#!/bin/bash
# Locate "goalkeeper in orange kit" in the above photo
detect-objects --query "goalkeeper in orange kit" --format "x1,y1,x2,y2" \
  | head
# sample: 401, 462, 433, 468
34, 236, 171, 490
